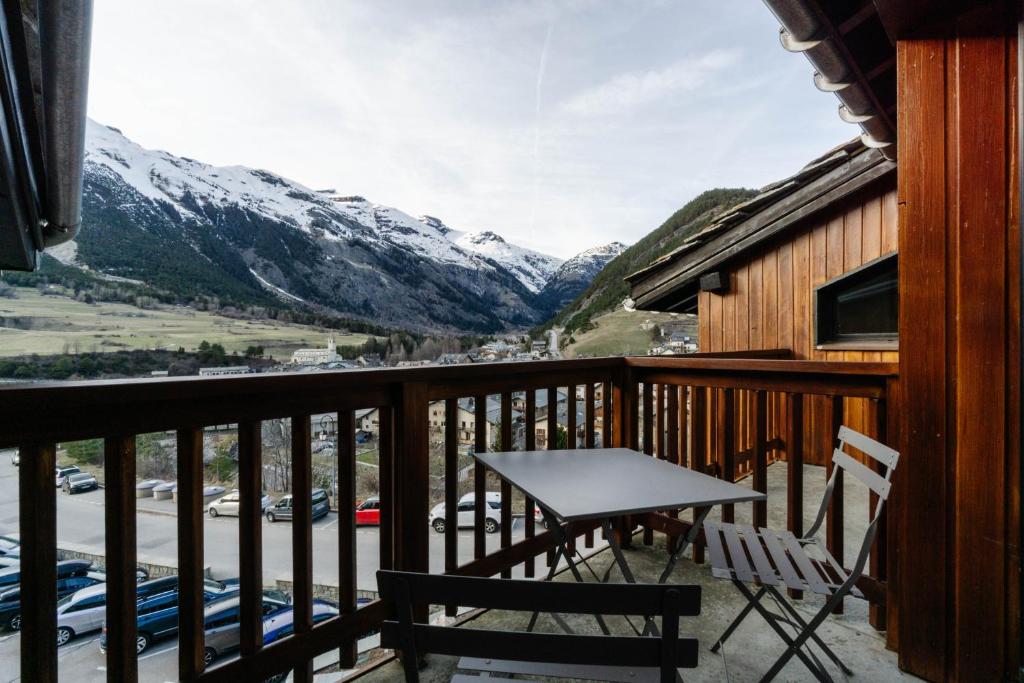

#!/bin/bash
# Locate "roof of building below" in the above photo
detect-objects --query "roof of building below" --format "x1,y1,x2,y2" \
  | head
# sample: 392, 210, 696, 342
626, 137, 895, 313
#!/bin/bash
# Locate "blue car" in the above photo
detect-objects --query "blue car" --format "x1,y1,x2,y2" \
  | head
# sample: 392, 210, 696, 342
100, 578, 244, 655
262, 600, 339, 645
0, 560, 100, 630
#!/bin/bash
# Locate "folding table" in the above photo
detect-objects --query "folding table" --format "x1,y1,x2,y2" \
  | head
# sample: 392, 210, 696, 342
474, 447, 766, 635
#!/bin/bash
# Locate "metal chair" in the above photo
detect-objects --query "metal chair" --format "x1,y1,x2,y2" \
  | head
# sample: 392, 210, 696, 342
703, 425, 899, 682
377, 570, 701, 683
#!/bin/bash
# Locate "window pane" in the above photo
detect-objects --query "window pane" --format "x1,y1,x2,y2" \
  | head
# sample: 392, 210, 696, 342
832, 269, 897, 336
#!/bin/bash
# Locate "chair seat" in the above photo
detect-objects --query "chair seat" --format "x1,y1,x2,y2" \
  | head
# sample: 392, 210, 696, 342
703, 520, 863, 599
457, 656, 664, 683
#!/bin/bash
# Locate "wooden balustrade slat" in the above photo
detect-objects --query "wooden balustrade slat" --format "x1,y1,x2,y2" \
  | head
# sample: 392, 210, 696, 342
826, 395, 845, 615
337, 410, 358, 666
378, 406, 395, 571
584, 382, 596, 548
787, 393, 805, 599
444, 399, 459, 600
754, 390, 768, 528
291, 415, 314, 683
474, 394, 487, 561
565, 384, 577, 450
500, 392, 513, 578
398, 383, 430, 625
720, 388, 736, 523
689, 386, 707, 564
868, 397, 888, 630
238, 420, 263, 659
642, 383, 654, 456
177, 428, 206, 681
656, 383, 666, 460
546, 387, 558, 566
665, 387, 680, 550
20, 442, 57, 683
524, 389, 537, 577
104, 435, 137, 683
601, 381, 612, 448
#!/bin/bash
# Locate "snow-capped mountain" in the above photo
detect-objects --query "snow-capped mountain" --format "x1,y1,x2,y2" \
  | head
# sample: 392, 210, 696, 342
537, 242, 628, 310
444, 228, 563, 294
59, 121, 619, 333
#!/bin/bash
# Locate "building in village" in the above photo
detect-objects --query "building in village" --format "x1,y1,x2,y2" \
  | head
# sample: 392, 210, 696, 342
290, 336, 339, 365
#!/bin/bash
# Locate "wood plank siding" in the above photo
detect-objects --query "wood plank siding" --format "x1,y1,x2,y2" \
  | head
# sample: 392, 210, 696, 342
696, 176, 898, 466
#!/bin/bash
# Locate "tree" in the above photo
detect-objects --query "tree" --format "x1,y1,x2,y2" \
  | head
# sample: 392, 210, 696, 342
262, 419, 292, 493
64, 439, 103, 466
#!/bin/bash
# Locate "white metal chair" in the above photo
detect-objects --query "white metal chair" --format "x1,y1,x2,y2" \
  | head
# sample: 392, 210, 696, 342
703, 425, 899, 682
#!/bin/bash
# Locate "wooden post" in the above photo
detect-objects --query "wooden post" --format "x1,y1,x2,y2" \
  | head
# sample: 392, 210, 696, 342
20, 442, 56, 683
584, 382, 596, 548
398, 383, 431, 583
473, 394, 488, 560
753, 390, 768, 528
500, 392, 513, 578
720, 389, 736, 523
104, 435, 137, 683
378, 406, 395, 571
444, 399, 458, 589
177, 428, 206, 681
786, 393, 804, 599
291, 415, 314, 683
238, 421, 263, 660
826, 395, 844, 615
524, 390, 537, 577
337, 411, 358, 666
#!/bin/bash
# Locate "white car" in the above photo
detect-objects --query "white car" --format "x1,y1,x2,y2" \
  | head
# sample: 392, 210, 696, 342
208, 490, 272, 518
55, 466, 81, 487
429, 492, 503, 534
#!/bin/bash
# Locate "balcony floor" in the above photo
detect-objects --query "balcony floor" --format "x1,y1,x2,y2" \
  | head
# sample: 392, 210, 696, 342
352, 462, 919, 683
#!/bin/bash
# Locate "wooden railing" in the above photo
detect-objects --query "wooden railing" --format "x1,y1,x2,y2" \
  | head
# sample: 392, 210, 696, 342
0, 354, 897, 682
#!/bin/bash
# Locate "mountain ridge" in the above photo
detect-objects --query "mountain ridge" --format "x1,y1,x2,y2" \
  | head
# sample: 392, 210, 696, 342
55, 121, 623, 334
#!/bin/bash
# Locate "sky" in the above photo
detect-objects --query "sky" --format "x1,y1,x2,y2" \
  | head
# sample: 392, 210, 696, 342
87, 0, 852, 259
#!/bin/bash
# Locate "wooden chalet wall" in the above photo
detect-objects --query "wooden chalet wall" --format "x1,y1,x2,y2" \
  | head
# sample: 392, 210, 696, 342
695, 175, 898, 467
896, 3, 1020, 681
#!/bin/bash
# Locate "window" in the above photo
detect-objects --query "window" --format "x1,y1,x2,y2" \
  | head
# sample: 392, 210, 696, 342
815, 253, 897, 346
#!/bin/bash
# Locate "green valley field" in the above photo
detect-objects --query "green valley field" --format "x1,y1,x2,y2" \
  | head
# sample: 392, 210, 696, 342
0, 287, 372, 359
563, 308, 684, 358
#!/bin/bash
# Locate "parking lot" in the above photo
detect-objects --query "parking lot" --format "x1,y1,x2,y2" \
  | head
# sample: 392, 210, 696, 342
0, 451, 552, 682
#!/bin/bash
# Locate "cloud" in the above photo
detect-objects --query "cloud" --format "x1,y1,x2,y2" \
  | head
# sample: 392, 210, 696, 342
558, 48, 742, 117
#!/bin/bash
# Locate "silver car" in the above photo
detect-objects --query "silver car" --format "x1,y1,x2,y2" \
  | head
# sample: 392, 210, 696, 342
56, 576, 178, 646
55, 466, 80, 487
203, 594, 290, 665
207, 490, 272, 518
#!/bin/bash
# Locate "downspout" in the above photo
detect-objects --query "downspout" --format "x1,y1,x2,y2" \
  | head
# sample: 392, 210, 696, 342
38, 0, 92, 248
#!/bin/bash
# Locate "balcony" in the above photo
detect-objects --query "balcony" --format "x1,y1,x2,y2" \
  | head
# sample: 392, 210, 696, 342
0, 354, 899, 682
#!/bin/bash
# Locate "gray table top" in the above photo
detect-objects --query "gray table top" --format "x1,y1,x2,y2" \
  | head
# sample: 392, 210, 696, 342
474, 447, 766, 522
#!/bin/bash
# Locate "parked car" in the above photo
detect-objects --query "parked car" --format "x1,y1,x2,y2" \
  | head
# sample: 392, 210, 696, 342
207, 490, 272, 517
262, 600, 339, 645
202, 594, 292, 665
0, 536, 20, 566
10, 452, 18, 467
265, 489, 330, 523
99, 578, 244, 655
63, 471, 98, 494
55, 465, 81, 487
56, 576, 178, 646
1, 563, 105, 631
429, 492, 507, 534
355, 497, 381, 526
0, 558, 92, 592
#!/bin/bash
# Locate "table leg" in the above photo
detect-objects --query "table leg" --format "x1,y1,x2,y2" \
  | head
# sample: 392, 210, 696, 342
658, 506, 712, 584
527, 511, 611, 636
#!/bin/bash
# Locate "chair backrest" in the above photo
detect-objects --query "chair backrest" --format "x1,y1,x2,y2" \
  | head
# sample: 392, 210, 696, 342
377, 571, 701, 683
806, 425, 900, 578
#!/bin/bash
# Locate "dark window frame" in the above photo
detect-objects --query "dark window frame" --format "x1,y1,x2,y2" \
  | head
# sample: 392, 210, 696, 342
814, 252, 898, 347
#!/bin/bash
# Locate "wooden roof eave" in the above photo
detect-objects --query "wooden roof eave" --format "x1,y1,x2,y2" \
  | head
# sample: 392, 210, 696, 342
630, 150, 895, 312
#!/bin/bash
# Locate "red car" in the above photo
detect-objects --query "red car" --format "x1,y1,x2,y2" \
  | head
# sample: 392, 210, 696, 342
355, 497, 381, 526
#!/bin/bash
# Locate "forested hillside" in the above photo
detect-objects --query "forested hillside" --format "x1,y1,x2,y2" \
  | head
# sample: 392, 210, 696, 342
541, 187, 758, 335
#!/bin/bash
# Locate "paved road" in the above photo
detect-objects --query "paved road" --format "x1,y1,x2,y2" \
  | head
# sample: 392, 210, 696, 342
0, 451, 566, 682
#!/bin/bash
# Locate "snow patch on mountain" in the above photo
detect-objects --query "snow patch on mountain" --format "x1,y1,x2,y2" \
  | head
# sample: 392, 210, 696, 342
444, 227, 564, 294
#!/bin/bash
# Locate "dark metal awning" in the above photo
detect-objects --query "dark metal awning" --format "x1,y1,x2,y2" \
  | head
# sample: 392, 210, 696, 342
0, 0, 92, 271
